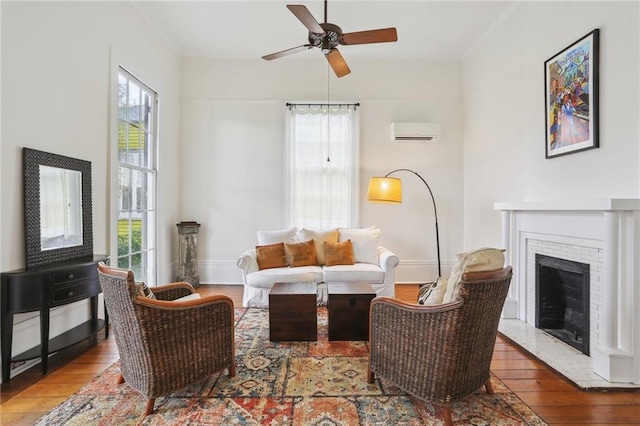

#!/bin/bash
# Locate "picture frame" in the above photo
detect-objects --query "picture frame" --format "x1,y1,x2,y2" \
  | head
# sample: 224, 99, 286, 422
544, 29, 599, 158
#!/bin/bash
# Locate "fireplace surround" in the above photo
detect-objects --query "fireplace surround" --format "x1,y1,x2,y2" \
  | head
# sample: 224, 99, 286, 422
495, 199, 640, 386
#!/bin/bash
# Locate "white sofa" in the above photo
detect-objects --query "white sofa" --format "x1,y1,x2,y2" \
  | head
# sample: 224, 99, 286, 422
236, 227, 399, 308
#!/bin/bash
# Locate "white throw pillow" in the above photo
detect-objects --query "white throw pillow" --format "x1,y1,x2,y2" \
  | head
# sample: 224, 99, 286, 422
339, 226, 381, 238
417, 277, 448, 305
257, 227, 298, 245
338, 227, 381, 265
442, 247, 505, 303
299, 228, 339, 265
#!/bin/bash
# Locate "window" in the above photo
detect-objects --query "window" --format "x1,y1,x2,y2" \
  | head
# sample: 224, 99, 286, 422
116, 68, 157, 283
286, 104, 359, 229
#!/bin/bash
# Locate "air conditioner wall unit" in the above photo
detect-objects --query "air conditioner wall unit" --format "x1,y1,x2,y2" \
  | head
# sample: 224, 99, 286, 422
390, 122, 441, 141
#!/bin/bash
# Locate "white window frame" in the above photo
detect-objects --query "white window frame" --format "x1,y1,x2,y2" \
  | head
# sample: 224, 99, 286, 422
109, 53, 159, 285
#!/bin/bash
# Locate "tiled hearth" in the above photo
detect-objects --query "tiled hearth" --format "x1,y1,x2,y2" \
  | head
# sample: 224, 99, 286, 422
495, 199, 640, 389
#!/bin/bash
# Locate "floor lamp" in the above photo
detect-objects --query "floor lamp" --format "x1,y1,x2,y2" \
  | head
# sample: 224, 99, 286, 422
366, 168, 442, 278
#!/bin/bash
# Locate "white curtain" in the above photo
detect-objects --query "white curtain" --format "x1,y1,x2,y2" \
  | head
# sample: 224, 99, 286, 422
285, 104, 359, 229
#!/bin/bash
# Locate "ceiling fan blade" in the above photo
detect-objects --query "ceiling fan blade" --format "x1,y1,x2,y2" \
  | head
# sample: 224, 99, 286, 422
287, 5, 325, 34
325, 49, 351, 78
262, 44, 314, 61
341, 27, 398, 45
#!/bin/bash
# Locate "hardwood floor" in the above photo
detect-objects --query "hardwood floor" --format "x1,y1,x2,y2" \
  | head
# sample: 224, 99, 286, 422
1, 284, 639, 425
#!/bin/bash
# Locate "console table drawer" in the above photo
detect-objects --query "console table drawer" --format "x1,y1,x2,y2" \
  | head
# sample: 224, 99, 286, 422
51, 266, 97, 284
51, 279, 100, 305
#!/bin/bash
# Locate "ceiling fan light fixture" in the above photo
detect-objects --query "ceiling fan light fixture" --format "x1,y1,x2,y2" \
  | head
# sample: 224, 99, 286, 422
325, 49, 350, 78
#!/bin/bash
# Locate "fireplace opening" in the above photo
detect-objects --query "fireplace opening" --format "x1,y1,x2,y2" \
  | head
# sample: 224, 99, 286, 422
535, 254, 590, 355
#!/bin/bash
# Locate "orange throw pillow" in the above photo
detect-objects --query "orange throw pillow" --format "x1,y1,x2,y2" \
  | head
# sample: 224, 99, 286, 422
324, 240, 355, 266
255, 242, 287, 270
284, 239, 318, 267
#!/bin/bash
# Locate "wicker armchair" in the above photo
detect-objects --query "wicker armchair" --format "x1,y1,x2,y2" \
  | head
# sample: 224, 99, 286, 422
367, 267, 512, 426
97, 263, 236, 416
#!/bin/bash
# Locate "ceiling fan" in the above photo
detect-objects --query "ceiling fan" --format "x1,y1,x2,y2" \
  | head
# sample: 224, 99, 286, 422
262, 0, 398, 78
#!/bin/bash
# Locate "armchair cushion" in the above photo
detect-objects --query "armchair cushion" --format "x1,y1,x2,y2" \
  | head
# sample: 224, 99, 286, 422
256, 242, 288, 270
300, 228, 338, 265
464, 247, 506, 272
417, 276, 448, 305
135, 281, 156, 299
174, 293, 201, 302
151, 282, 194, 301
284, 239, 317, 267
442, 247, 506, 303
324, 240, 355, 266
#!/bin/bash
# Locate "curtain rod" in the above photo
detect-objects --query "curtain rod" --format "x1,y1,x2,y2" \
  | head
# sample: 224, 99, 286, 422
286, 102, 360, 110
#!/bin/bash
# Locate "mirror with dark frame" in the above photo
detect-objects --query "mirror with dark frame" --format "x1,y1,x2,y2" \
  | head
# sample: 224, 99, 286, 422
23, 148, 93, 268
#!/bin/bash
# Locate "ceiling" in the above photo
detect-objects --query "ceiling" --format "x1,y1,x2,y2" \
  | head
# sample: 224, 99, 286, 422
132, 1, 516, 61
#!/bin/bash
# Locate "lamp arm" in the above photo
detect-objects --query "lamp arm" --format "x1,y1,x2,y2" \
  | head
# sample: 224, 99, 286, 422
384, 168, 442, 278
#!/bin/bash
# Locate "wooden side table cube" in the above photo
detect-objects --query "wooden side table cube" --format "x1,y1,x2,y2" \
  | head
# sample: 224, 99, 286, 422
269, 282, 317, 341
328, 282, 376, 341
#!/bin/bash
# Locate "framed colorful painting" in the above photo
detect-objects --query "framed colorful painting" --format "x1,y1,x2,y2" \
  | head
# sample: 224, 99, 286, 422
544, 29, 599, 158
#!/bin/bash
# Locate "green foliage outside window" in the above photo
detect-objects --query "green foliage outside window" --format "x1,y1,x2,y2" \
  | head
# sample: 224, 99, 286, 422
117, 219, 142, 273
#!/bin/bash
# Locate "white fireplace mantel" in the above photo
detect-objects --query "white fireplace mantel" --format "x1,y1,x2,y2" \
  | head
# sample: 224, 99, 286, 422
495, 198, 640, 211
495, 199, 640, 385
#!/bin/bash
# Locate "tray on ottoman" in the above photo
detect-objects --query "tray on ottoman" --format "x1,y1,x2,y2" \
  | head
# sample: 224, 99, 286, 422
269, 282, 317, 341
328, 282, 376, 341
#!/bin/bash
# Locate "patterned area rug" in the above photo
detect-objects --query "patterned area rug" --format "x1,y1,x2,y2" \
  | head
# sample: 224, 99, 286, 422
36, 308, 547, 425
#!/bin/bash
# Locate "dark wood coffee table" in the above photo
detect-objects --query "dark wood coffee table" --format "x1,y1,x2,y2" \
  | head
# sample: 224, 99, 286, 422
269, 282, 317, 341
327, 282, 376, 341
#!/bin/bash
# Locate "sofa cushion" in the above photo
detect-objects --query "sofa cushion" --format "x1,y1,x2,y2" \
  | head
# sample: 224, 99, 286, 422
246, 266, 323, 288
300, 228, 338, 265
338, 227, 380, 265
284, 239, 317, 267
257, 227, 298, 245
442, 247, 505, 303
322, 262, 384, 283
324, 240, 355, 266
255, 243, 288, 270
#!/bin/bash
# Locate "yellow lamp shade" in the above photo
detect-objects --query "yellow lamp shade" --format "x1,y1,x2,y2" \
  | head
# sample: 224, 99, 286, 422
367, 177, 402, 203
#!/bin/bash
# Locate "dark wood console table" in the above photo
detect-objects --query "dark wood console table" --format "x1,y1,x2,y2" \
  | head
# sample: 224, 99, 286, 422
1, 255, 109, 382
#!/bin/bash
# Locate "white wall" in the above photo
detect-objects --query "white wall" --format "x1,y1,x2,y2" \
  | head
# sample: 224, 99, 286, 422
462, 1, 640, 250
0, 2, 181, 373
3, 0, 636, 382
180, 57, 464, 283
